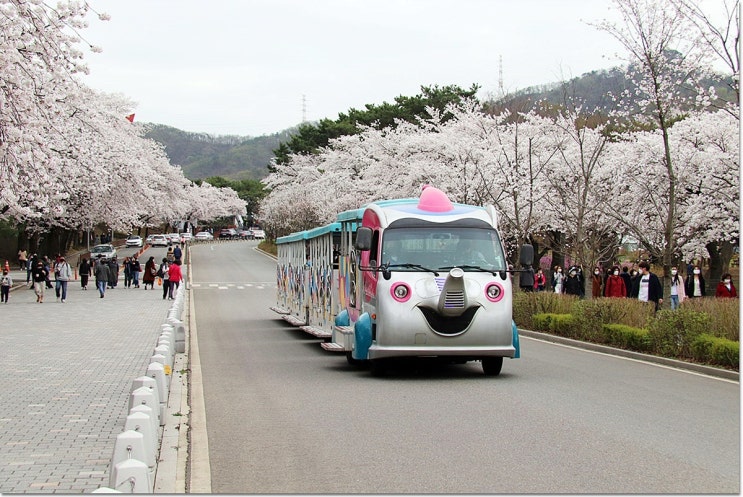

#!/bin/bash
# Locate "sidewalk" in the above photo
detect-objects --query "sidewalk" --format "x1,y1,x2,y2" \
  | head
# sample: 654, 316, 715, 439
0, 263, 188, 494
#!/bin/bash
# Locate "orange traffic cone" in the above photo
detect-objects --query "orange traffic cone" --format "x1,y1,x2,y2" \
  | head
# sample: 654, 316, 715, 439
4, 260, 9, 273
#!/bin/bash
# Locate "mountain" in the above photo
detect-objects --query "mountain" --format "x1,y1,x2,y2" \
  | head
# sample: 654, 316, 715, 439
144, 125, 297, 181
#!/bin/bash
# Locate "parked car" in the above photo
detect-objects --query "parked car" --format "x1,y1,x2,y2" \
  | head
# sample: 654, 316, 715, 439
166, 233, 181, 245
194, 231, 213, 241
90, 244, 117, 261
150, 234, 169, 247
125, 235, 143, 248
219, 228, 237, 239
180, 232, 193, 243
145, 235, 154, 244
251, 229, 266, 240
239, 230, 254, 240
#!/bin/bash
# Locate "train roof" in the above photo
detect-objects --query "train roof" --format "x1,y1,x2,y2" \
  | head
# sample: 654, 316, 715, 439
276, 222, 342, 244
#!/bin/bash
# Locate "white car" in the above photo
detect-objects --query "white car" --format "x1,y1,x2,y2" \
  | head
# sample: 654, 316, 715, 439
125, 235, 143, 247
150, 234, 169, 247
180, 232, 193, 243
252, 229, 266, 239
194, 231, 213, 241
166, 233, 181, 245
90, 244, 117, 260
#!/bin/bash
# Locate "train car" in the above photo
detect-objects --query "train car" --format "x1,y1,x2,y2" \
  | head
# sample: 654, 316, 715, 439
272, 185, 532, 376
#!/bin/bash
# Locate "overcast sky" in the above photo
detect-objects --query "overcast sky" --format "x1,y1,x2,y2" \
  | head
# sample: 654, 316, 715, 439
82, 0, 628, 137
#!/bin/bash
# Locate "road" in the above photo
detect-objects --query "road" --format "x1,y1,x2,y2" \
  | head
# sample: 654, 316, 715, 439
189, 241, 739, 494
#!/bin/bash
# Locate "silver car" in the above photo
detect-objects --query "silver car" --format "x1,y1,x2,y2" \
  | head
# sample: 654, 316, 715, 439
90, 244, 117, 260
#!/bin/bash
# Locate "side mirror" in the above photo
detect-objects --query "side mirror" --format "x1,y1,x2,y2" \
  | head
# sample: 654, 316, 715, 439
355, 227, 373, 251
519, 244, 534, 266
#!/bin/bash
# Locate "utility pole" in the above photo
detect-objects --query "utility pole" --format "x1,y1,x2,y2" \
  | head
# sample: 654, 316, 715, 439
302, 94, 307, 123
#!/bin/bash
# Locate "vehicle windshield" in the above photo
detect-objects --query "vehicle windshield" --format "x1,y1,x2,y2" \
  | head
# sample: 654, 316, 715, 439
91, 245, 112, 253
381, 227, 506, 272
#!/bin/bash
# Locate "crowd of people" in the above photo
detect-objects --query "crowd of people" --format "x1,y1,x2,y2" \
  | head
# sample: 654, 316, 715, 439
13, 246, 184, 303
525, 261, 737, 312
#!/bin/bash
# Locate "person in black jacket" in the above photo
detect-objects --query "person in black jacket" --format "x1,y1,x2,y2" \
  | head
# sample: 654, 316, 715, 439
685, 265, 706, 298
619, 266, 632, 298
637, 261, 663, 311
564, 267, 584, 297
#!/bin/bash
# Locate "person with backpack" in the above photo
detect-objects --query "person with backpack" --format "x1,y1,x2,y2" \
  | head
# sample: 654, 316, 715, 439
157, 258, 170, 300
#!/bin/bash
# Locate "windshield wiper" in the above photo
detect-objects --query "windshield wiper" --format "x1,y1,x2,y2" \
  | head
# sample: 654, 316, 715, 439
438, 265, 499, 276
383, 263, 439, 276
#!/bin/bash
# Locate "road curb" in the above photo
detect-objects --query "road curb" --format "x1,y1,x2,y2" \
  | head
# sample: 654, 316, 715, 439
518, 328, 739, 381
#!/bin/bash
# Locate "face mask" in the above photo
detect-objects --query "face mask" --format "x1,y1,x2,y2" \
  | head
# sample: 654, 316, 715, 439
558, 270, 562, 273
594, 271, 600, 275
613, 271, 619, 276
694, 269, 701, 274
724, 279, 731, 284
671, 270, 677, 275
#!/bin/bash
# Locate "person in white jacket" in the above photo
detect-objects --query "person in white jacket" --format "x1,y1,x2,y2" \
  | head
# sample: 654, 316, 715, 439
669, 266, 686, 310
54, 257, 73, 303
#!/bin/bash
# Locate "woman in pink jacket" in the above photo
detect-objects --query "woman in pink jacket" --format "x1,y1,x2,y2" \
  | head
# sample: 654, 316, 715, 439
167, 260, 182, 300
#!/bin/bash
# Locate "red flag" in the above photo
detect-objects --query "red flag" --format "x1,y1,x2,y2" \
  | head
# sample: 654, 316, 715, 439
125, 113, 135, 122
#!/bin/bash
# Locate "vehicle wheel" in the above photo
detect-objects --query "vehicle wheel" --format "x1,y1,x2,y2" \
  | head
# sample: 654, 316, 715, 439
482, 357, 503, 376
369, 359, 388, 377
346, 352, 361, 366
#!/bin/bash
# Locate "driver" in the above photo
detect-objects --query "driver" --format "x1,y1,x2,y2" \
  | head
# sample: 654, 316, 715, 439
458, 239, 489, 265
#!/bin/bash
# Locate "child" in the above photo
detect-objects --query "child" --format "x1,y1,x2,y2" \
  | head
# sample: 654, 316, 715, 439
1, 269, 13, 303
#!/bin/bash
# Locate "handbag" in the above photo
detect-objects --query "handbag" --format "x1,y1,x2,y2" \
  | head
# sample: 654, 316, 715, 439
157, 277, 162, 286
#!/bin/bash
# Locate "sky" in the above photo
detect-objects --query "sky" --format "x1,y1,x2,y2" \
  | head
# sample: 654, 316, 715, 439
81, 0, 629, 137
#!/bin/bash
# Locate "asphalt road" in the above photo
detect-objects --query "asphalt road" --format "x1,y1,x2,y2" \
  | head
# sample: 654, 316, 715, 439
189, 241, 740, 494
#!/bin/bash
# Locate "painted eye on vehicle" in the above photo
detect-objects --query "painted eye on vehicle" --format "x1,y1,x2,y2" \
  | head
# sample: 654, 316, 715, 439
391, 282, 411, 302
485, 283, 504, 302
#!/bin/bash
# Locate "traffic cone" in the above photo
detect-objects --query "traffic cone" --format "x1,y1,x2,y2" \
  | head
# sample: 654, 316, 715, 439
4, 260, 9, 273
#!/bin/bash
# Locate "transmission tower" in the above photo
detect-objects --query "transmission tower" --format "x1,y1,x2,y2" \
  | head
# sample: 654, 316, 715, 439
498, 55, 504, 98
302, 94, 307, 123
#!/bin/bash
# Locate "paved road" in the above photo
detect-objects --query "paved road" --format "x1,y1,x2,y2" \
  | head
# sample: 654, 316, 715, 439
191, 242, 740, 494
0, 247, 185, 494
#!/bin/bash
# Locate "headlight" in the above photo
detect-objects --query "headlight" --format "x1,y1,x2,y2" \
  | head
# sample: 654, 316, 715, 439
390, 282, 411, 302
485, 283, 504, 302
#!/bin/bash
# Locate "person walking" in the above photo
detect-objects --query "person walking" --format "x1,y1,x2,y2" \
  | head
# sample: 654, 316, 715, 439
604, 266, 627, 298
173, 244, 182, 264
131, 255, 142, 288
32, 260, 48, 303
107, 257, 119, 289
94, 255, 110, 298
123, 257, 132, 288
637, 261, 663, 311
18, 249, 27, 270
552, 266, 565, 294
1, 268, 13, 303
669, 266, 686, 310
79, 257, 91, 290
619, 266, 632, 298
628, 267, 641, 298
715, 273, 737, 298
533, 268, 546, 291
591, 267, 603, 298
54, 256, 72, 303
27, 253, 37, 284
167, 260, 182, 299
685, 265, 706, 298
143, 256, 157, 289
564, 267, 583, 297
158, 258, 170, 300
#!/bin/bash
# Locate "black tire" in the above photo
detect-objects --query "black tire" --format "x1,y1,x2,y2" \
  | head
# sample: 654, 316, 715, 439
482, 357, 503, 376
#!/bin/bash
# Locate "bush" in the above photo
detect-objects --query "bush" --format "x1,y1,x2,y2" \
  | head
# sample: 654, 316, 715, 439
602, 324, 651, 352
532, 313, 576, 338
648, 309, 711, 359
681, 298, 739, 341
513, 292, 576, 329
691, 334, 739, 369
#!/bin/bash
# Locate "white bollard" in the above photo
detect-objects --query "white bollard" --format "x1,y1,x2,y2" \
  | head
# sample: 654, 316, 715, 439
172, 322, 186, 353
154, 344, 173, 367
91, 487, 122, 493
129, 387, 160, 426
130, 377, 160, 409
109, 430, 149, 481
146, 362, 168, 425
124, 412, 157, 467
109, 458, 152, 493
129, 404, 158, 445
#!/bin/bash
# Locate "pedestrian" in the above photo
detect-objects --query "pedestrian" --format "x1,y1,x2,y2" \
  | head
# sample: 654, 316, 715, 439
619, 266, 632, 298
628, 267, 641, 298
27, 253, 37, 284
94, 255, 110, 298
591, 267, 603, 298
131, 255, 142, 288
715, 273, 737, 298
43, 256, 53, 289
17, 249, 27, 270
166, 246, 175, 263
564, 267, 583, 297
158, 258, 170, 300
604, 266, 627, 298
533, 268, 546, 291
107, 257, 119, 289
167, 260, 182, 299
123, 257, 132, 288
669, 266, 686, 310
637, 261, 663, 311
685, 265, 706, 298
79, 257, 90, 290
552, 266, 565, 294
1, 268, 12, 303
143, 256, 157, 289
32, 260, 48, 303
54, 256, 72, 302
173, 243, 182, 263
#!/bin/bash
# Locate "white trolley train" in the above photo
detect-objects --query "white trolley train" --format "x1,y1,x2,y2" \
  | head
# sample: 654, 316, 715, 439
271, 186, 532, 376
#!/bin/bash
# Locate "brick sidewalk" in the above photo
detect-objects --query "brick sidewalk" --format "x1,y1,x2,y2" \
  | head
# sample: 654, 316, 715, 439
0, 266, 180, 493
